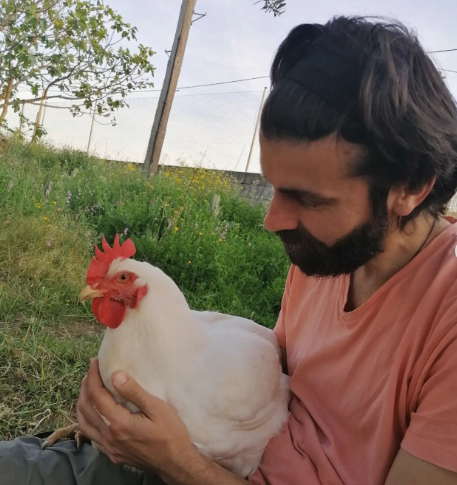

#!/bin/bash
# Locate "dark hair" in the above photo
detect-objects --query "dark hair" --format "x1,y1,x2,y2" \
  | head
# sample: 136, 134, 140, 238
261, 16, 457, 228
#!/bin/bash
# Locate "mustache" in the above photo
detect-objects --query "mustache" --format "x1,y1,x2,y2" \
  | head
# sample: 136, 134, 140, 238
276, 227, 328, 250
276, 227, 312, 244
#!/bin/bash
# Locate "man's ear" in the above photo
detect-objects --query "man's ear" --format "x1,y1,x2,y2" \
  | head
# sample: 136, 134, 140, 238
388, 177, 436, 218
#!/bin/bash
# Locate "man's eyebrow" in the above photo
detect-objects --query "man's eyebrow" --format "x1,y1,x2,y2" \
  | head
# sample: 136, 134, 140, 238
277, 187, 338, 205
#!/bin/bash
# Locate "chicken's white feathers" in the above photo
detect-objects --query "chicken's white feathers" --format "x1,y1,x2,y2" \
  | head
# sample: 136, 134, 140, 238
97, 257, 290, 478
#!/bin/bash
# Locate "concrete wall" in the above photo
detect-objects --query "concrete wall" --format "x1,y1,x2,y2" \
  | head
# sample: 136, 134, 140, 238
228, 170, 273, 203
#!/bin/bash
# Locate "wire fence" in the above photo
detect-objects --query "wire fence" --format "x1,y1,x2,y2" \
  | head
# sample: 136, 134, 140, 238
5, 90, 457, 211
7, 90, 266, 174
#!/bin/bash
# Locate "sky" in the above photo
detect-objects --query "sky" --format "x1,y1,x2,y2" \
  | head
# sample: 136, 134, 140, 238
10, 1, 457, 175
105, 0, 457, 98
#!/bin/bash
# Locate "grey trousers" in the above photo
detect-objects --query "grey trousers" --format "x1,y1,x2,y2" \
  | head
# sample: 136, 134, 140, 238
0, 432, 165, 485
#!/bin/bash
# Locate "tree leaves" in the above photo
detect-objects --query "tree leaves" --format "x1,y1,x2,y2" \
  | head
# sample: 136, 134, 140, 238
256, 0, 286, 16
0, 0, 155, 138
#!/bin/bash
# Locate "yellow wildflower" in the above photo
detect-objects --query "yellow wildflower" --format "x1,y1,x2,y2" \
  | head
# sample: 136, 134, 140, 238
175, 227, 179, 232
35, 203, 41, 209
43, 216, 48, 221
174, 210, 178, 215
165, 172, 170, 177
128, 163, 135, 171
57, 208, 61, 212
198, 231, 203, 236
201, 183, 205, 189
165, 203, 170, 207
218, 238, 222, 242
53, 201, 57, 205
188, 261, 191, 264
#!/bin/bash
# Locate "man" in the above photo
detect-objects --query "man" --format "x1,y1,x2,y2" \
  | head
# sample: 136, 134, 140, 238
1, 15, 457, 485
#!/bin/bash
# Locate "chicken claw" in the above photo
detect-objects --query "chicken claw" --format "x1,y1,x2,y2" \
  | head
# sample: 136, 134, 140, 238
40, 423, 89, 450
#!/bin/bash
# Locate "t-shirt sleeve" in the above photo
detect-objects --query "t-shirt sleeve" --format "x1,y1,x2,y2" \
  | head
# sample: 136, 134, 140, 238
273, 264, 296, 349
401, 326, 457, 473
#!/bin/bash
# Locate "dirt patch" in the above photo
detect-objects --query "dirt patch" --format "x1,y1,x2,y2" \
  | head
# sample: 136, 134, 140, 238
53, 320, 103, 339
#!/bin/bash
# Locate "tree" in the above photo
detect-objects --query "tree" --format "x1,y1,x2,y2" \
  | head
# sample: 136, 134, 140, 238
257, 0, 286, 16
0, 0, 154, 137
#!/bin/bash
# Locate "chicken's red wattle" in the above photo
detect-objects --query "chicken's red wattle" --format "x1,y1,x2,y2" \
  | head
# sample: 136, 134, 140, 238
91, 296, 126, 329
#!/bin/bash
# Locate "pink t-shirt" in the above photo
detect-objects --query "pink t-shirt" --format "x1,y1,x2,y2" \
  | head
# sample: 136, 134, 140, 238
249, 219, 457, 485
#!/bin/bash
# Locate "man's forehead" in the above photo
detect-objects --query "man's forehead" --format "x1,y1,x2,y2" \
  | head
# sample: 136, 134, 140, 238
259, 134, 361, 184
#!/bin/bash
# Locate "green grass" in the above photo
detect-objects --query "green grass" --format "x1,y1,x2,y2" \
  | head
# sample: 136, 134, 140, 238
0, 137, 290, 439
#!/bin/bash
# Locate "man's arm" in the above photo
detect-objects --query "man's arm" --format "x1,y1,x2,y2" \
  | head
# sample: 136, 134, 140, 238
161, 449, 248, 485
385, 449, 457, 485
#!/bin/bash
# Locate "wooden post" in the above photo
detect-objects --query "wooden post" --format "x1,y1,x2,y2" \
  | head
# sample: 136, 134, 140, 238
143, 0, 197, 176
32, 97, 46, 141
41, 102, 48, 127
87, 107, 96, 154
19, 102, 25, 131
245, 86, 268, 173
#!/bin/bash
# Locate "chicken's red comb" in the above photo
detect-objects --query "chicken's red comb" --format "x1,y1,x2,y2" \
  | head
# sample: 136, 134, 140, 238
86, 234, 136, 284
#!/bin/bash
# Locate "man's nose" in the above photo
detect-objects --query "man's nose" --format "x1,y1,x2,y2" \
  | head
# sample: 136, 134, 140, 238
264, 194, 298, 233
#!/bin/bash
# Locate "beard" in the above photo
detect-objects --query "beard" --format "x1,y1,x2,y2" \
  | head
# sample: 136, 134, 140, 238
276, 191, 389, 277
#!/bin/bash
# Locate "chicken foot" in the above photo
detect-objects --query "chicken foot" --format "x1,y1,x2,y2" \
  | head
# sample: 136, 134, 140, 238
40, 423, 89, 450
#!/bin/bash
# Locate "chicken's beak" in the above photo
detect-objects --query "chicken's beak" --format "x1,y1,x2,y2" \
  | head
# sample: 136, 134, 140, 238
80, 285, 105, 302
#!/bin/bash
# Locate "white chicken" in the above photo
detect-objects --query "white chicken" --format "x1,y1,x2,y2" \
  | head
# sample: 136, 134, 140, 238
45, 235, 290, 478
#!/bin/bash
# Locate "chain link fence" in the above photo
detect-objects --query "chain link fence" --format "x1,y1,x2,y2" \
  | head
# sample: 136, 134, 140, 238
7, 90, 265, 174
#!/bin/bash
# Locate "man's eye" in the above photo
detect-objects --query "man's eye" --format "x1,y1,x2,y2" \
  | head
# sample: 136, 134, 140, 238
296, 196, 320, 209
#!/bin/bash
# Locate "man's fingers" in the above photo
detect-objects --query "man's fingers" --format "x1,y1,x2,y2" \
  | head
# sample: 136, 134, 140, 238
78, 375, 110, 434
86, 358, 130, 423
76, 403, 105, 446
112, 371, 166, 418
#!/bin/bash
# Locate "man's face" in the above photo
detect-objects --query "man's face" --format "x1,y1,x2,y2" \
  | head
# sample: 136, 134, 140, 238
260, 134, 389, 277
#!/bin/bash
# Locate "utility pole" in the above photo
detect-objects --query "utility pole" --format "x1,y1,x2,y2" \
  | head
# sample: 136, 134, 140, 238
143, 0, 197, 176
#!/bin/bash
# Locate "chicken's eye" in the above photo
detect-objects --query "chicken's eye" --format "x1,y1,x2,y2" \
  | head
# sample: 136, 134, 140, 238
118, 273, 129, 283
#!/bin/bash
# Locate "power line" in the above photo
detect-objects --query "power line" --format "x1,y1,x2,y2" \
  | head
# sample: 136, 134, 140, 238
141, 75, 270, 92
14, 65, 457, 99
429, 48, 457, 54
16, 75, 271, 96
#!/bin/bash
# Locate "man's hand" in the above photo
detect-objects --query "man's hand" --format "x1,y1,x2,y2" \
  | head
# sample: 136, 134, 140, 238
77, 359, 247, 485
77, 359, 195, 478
